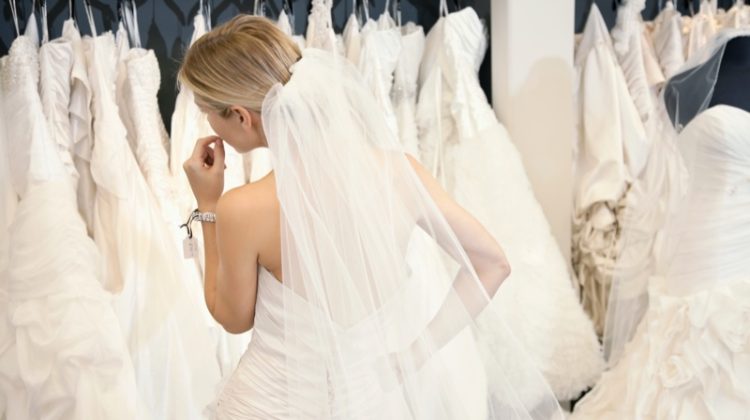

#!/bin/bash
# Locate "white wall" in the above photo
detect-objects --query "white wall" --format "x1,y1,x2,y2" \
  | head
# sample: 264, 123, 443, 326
491, 0, 575, 261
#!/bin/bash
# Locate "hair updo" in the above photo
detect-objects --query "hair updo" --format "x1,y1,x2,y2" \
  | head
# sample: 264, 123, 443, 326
179, 15, 302, 116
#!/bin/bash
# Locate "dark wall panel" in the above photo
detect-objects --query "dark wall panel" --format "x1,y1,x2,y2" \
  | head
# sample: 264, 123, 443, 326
575, 0, 738, 33
1, 0, 490, 133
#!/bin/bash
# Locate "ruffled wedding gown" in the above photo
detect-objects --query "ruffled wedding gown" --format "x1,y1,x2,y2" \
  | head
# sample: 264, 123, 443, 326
417, 7, 604, 399
572, 105, 750, 419
119, 40, 223, 415
83, 26, 222, 419
0, 33, 138, 420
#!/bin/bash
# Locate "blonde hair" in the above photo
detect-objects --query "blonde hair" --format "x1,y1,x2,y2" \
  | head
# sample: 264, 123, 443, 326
179, 15, 301, 116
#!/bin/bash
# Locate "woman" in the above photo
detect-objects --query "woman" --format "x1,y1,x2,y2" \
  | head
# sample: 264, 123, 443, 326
180, 15, 561, 419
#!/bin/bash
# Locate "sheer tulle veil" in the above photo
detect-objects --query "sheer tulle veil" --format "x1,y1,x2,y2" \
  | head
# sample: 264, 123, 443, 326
260, 48, 563, 419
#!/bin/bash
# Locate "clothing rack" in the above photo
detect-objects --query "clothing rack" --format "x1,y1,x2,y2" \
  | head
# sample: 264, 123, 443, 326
575, 0, 738, 33
0, 0, 491, 133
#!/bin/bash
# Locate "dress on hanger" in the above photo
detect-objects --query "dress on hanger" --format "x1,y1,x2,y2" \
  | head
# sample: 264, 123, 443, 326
276, 9, 306, 51
392, 23, 425, 157
573, 5, 648, 337
120, 43, 224, 415
357, 17, 401, 138
115, 24, 137, 156
343, 14, 361, 65
652, 1, 686, 79
306, 0, 337, 53
0, 46, 15, 420
417, 7, 604, 400
722, 1, 750, 29
686, 1, 718, 59
84, 28, 217, 420
0, 34, 138, 420
612, 0, 666, 132
572, 105, 750, 420
61, 20, 97, 237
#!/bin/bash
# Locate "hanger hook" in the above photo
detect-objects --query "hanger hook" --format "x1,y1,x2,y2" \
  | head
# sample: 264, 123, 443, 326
41, 0, 49, 43
9, 0, 20, 37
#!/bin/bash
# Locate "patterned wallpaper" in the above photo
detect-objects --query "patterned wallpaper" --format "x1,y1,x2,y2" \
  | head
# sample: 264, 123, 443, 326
4, 0, 736, 130
1, 0, 490, 132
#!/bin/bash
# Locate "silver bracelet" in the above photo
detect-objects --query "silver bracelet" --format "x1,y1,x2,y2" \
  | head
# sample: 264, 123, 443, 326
180, 208, 216, 239
194, 210, 216, 223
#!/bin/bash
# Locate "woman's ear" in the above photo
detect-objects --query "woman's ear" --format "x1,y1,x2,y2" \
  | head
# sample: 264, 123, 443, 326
229, 105, 254, 128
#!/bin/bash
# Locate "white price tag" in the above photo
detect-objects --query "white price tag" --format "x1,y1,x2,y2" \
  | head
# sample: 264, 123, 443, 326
183, 236, 198, 259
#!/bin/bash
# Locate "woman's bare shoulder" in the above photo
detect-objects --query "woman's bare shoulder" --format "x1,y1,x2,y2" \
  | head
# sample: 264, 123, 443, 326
216, 173, 278, 229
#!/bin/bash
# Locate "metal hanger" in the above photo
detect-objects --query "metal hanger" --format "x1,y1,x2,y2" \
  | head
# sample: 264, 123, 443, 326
9, 0, 20, 37
117, 0, 125, 27
254, 0, 267, 17
83, 0, 97, 37
282, 0, 295, 34
130, 0, 142, 47
41, 0, 49, 43
440, 0, 449, 17
392, 0, 402, 26
359, 0, 371, 22
206, 0, 213, 31
685, 0, 695, 15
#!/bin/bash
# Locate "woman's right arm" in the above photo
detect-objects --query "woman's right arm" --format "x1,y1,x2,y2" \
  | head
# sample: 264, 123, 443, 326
406, 155, 511, 298
401, 154, 511, 365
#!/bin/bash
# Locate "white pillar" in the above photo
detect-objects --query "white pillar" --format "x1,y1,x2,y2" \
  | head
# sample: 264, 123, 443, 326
491, 0, 575, 261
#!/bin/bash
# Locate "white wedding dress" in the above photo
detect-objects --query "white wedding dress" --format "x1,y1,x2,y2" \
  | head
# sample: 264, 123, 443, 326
417, 7, 604, 399
306, 0, 337, 53
612, 0, 665, 131
392, 22, 425, 157
119, 42, 223, 416
652, 1, 686, 80
83, 28, 220, 419
0, 33, 138, 420
343, 14, 361, 65
61, 20, 97, 237
722, 1, 750, 29
277, 10, 305, 51
572, 105, 750, 419
686, 1, 718, 60
0, 51, 11, 420
573, 4, 648, 337
357, 18, 401, 138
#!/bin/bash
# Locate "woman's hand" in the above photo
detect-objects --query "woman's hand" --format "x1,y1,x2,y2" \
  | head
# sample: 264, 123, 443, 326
183, 136, 225, 210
